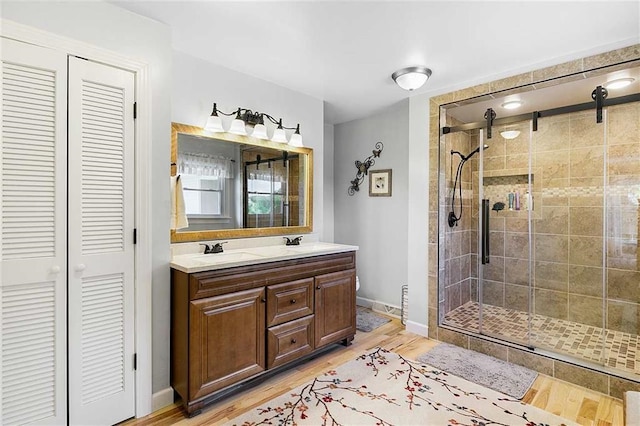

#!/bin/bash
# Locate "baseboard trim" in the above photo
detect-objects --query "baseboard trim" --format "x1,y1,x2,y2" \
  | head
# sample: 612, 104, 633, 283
406, 320, 428, 337
152, 387, 174, 412
356, 296, 401, 319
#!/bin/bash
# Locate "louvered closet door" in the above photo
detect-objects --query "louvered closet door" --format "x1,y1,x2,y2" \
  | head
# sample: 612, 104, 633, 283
0, 38, 68, 425
67, 57, 135, 425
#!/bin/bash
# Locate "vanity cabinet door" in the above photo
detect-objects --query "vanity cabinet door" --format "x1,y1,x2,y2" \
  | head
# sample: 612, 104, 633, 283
314, 269, 356, 348
189, 287, 265, 400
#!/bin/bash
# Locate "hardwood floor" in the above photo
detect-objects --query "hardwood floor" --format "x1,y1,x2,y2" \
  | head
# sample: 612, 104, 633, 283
123, 316, 624, 426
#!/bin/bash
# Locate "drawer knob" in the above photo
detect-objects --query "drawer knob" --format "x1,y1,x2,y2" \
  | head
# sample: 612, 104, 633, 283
261, 298, 266, 303
291, 339, 297, 344
290, 299, 296, 304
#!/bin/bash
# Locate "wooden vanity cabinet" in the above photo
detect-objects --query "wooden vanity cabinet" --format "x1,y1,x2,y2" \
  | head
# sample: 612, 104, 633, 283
171, 251, 356, 416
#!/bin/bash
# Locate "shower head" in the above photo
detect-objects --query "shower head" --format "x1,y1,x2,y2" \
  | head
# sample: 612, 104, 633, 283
464, 144, 489, 160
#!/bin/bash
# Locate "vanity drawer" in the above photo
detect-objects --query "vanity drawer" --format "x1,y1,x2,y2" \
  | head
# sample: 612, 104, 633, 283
267, 315, 314, 369
266, 278, 314, 326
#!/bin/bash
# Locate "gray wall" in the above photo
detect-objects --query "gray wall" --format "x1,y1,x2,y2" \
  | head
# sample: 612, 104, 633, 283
334, 100, 409, 307
1, 0, 173, 393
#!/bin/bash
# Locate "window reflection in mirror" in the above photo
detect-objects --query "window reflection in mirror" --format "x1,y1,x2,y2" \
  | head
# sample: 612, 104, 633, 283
171, 122, 313, 243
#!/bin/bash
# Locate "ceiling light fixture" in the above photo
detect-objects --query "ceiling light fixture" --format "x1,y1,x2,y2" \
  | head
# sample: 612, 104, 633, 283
204, 103, 303, 146
603, 77, 635, 90
391, 66, 432, 91
501, 100, 523, 110
500, 130, 521, 140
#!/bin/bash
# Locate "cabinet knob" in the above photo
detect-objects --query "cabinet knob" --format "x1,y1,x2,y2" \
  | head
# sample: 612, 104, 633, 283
316, 286, 321, 290
75, 264, 86, 272
261, 298, 266, 303
291, 339, 297, 344
290, 299, 296, 304
50, 265, 61, 274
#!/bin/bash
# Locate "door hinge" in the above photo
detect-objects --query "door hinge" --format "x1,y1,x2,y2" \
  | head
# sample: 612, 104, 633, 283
133, 353, 137, 371
133, 102, 137, 119
133, 228, 137, 245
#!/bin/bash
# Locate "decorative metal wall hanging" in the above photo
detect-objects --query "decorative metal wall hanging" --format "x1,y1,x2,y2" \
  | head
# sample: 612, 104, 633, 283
348, 142, 383, 195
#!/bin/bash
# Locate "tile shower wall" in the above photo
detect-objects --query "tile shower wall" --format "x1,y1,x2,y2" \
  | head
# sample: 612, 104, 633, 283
440, 123, 475, 320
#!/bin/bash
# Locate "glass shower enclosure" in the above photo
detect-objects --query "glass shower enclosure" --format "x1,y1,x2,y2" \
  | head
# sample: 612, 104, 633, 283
438, 62, 640, 380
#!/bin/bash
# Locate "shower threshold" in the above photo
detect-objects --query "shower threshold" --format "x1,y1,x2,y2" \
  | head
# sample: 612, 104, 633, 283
444, 301, 639, 376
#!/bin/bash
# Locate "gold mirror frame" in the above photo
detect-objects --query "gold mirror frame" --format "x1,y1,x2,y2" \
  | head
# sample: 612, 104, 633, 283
171, 122, 313, 243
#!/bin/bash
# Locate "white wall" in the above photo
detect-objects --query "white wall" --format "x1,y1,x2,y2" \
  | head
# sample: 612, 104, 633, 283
406, 95, 430, 330
323, 123, 335, 242
334, 100, 409, 308
0, 0, 173, 393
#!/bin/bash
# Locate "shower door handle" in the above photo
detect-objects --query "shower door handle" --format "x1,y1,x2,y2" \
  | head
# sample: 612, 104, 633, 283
481, 199, 490, 264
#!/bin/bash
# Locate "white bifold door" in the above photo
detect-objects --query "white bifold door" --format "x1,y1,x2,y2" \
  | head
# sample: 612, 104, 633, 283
1, 39, 136, 426
67, 57, 135, 425
1, 37, 68, 426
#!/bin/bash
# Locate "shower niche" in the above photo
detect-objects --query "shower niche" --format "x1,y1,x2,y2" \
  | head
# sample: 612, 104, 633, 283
437, 58, 640, 384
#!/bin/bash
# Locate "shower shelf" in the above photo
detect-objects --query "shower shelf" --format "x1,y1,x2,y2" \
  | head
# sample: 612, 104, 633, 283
472, 168, 541, 218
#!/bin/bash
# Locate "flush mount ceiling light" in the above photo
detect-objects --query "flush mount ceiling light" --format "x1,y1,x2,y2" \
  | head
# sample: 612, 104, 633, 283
391, 66, 432, 91
501, 100, 523, 110
204, 103, 303, 146
500, 130, 521, 140
603, 77, 635, 90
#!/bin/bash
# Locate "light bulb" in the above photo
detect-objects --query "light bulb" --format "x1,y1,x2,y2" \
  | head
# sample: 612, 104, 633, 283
289, 132, 303, 147
229, 118, 247, 135
251, 123, 269, 140
271, 127, 288, 143
604, 77, 635, 90
500, 130, 521, 140
204, 115, 224, 133
501, 100, 523, 110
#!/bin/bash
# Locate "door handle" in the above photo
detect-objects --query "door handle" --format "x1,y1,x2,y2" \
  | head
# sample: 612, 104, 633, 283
481, 199, 490, 264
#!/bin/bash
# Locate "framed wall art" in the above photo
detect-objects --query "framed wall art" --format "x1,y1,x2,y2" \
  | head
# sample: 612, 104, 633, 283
369, 169, 392, 197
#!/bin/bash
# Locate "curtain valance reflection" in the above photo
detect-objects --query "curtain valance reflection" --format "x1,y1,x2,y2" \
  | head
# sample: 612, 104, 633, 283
178, 152, 233, 178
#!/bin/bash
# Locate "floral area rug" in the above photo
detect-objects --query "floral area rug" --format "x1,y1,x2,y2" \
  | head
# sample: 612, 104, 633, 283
228, 347, 575, 425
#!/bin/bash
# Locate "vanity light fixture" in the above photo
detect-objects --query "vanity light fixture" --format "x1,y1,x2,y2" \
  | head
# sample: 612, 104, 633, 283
500, 129, 521, 139
501, 100, 523, 110
391, 66, 432, 91
603, 77, 635, 90
204, 103, 303, 146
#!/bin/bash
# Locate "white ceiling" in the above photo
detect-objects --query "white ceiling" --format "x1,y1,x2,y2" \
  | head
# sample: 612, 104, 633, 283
111, 1, 640, 125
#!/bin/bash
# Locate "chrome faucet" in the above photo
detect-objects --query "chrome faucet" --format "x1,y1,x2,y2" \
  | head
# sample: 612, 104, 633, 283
200, 242, 227, 254
284, 236, 303, 246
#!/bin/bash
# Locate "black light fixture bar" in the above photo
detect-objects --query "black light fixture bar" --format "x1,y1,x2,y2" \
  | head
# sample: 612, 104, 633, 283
442, 92, 640, 135
212, 104, 299, 131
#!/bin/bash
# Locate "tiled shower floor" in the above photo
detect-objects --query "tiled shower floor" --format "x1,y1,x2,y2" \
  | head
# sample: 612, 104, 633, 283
444, 301, 640, 375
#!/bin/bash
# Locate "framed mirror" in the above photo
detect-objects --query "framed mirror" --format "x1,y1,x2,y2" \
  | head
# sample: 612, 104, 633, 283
171, 122, 313, 243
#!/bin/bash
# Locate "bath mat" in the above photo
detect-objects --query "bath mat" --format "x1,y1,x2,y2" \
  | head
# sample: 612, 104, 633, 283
356, 306, 391, 332
417, 342, 538, 399
228, 347, 575, 425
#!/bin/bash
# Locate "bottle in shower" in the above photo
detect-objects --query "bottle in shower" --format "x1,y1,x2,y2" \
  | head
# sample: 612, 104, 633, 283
508, 191, 514, 210
515, 190, 521, 210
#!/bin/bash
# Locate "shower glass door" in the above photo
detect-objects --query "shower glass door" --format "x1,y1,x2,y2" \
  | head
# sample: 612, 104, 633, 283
476, 122, 534, 348
527, 106, 608, 364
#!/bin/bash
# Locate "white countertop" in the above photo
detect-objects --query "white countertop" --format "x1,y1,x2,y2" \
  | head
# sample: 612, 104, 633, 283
170, 242, 359, 273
